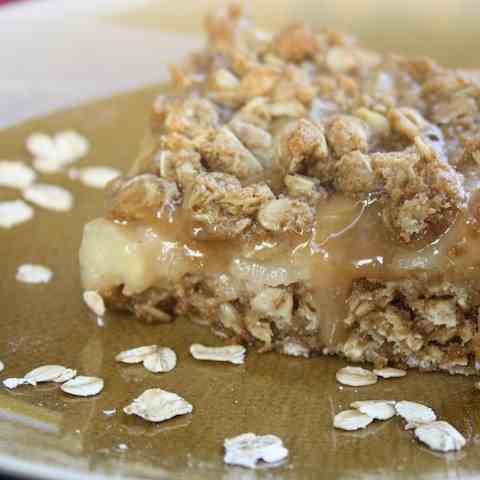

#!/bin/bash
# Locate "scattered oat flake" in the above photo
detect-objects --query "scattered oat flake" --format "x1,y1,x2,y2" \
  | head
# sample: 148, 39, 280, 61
143, 348, 177, 373
16, 264, 53, 284
103, 409, 116, 416
0, 161, 36, 189
373, 367, 407, 378
414, 421, 466, 452
61, 376, 104, 397
0, 200, 34, 229
115, 345, 158, 364
52, 368, 77, 383
26, 133, 57, 159
395, 401, 436, 428
351, 400, 396, 420
33, 156, 64, 174
190, 344, 246, 365
27, 130, 89, 171
3, 378, 27, 390
336, 366, 378, 387
54, 131, 90, 163
83, 290, 105, 316
23, 184, 73, 212
75, 166, 121, 189
123, 388, 192, 423
334, 409, 374, 431
0, 360, 3, 373
224, 433, 289, 469
25, 365, 75, 384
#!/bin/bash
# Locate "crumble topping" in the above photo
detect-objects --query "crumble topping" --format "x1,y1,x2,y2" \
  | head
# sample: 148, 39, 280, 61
103, 4, 479, 245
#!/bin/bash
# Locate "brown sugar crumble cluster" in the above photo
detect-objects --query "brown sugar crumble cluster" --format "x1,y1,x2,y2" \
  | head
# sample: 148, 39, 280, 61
80, 4, 480, 374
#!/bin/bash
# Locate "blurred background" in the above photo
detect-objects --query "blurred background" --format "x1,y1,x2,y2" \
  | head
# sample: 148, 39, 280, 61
1, 0, 479, 127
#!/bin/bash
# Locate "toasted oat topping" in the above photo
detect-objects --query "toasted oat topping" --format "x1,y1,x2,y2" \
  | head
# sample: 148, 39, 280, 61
83, 290, 106, 316
190, 343, 246, 364
414, 421, 466, 452
123, 388, 192, 422
61, 376, 104, 397
333, 409, 373, 431
336, 366, 378, 386
112, 4, 479, 244
0, 161, 36, 189
223, 433, 289, 468
23, 184, 73, 212
0, 200, 34, 229
350, 400, 396, 420
16, 264, 53, 284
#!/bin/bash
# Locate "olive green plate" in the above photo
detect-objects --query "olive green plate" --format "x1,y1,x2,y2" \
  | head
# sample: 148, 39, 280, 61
1, 1, 480, 479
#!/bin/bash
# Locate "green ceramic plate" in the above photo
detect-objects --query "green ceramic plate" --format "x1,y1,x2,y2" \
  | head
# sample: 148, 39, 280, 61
1, 1, 480, 478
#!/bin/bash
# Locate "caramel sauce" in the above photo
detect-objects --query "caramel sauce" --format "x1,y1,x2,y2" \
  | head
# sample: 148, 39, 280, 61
80, 191, 480, 345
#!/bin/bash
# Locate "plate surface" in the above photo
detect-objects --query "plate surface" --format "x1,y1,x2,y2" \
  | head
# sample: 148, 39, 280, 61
1, 1, 480, 479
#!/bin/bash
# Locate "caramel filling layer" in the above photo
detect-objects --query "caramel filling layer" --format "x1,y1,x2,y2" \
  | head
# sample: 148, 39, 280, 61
79, 192, 480, 345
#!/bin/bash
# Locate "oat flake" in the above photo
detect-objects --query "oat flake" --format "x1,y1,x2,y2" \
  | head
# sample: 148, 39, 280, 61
61, 376, 104, 397
224, 433, 289, 469
0, 161, 36, 189
143, 348, 177, 373
0, 360, 4, 373
395, 401, 436, 428
414, 421, 466, 452
115, 345, 158, 364
16, 264, 53, 284
3, 378, 28, 389
27, 131, 89, 171
76, 166, 121, 189
351, 400, 396, 420
334, 409, 373, 431
0, 200, 34, 229
190, 344, 246, 365
23, 184, 73, 212
83, 290, 105, 316
123, 388, 192, 423
25, 365, 76, 384
336, 366, 378, 387
373, 367, 407, 379
33, 156, 64, 174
